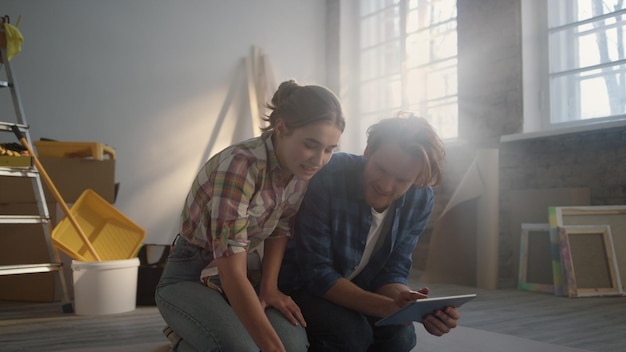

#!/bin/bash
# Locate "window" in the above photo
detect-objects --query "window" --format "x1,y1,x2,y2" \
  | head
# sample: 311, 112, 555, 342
358, 0, 458, 140
550, 0, 626, 124
523, 0, 626, 133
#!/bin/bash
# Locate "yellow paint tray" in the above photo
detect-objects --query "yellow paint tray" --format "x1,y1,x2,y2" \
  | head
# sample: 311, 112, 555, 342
52, 189, 145, 261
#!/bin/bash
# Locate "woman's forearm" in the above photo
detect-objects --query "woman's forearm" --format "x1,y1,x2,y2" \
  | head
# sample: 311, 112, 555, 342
260, 236, 288, 293
217, 252, 285, 352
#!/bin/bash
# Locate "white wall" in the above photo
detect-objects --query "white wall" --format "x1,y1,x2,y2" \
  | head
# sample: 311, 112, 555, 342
1, 0, 328, 243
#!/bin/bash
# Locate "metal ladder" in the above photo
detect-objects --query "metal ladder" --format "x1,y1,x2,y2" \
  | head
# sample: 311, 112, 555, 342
0, 41, 72, 312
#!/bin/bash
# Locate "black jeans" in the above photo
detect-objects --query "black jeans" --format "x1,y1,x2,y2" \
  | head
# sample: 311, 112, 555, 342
291, 289, 416, 352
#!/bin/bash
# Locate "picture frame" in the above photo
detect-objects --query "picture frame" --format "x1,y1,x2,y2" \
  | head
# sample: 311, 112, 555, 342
558, 225, 622, 297
548, 205, 626, 296
518, 223, 554, 293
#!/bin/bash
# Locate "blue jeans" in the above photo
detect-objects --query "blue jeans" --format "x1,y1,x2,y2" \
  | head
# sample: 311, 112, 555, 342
291, 289, 416, 352
155, 237, 308, 351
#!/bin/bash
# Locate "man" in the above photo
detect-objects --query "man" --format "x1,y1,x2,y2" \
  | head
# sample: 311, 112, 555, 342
278, 115, 460, 351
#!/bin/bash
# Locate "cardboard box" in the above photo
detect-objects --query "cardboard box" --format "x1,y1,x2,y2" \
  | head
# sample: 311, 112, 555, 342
0, 212, 57, 302
0, 177, 37, 204
0, 158, 116, 204
0, 202, 75, 302
40, 157, 116, 203
0, 158, 115, 301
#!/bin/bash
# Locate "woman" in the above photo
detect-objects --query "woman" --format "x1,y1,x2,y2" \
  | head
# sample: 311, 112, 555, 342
156, 80, 345, 352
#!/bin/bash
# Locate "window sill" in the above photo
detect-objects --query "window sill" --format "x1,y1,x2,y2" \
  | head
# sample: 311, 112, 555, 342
500, 119, 626, 143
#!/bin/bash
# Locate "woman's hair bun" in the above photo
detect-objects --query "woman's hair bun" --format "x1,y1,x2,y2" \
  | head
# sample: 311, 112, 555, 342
270, 80, 300, 108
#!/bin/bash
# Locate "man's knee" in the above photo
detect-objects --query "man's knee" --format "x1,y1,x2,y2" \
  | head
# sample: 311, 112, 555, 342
371, 324, 416, 352
306, 309, 374, 351
307, 326, 373, 352
295, 292, 373, 351
396, 325, 417, 351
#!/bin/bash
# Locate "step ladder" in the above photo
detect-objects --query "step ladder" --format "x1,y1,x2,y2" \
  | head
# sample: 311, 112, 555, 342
0, 34, 72, 312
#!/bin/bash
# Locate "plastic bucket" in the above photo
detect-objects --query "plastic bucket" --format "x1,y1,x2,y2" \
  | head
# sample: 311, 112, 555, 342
71, 258, 140, 315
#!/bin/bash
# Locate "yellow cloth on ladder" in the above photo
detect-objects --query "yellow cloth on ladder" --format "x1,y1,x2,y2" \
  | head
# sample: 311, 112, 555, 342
3, 23, 24, 61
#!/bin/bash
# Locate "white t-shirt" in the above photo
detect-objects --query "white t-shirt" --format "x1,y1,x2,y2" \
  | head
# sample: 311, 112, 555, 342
346, 207, 389, 281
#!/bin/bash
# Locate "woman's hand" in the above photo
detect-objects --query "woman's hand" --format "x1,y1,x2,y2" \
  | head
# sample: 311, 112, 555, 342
259, 288, 307, 328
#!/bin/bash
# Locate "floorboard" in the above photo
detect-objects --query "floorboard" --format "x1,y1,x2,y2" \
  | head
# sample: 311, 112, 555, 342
1, 271, 624, 352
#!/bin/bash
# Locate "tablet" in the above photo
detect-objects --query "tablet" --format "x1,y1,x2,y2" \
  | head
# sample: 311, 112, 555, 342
375, 294, 477, 326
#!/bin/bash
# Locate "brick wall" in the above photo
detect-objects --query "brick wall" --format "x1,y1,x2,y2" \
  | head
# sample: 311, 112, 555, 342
497, 127, 626, 287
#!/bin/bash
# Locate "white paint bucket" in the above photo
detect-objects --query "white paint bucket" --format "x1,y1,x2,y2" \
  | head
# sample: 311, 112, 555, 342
71, 258, 140, 315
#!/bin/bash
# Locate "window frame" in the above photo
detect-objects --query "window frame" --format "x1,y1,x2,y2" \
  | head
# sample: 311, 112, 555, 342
518, 0, 626, 141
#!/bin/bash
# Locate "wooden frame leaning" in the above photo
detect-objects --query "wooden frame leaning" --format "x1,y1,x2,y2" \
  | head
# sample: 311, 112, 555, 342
548, 205, 626, 296
558, 225, 622, 297
518, 223, 554, 293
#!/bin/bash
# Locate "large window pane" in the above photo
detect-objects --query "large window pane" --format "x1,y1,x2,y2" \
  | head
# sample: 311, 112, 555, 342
550, 16, 626, 73
359, 0, 458, 139
550, 0, 626, 27
550, 63, 626, 122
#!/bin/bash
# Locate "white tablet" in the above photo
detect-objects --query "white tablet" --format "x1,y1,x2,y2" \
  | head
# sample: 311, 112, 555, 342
375, 293, 477, 326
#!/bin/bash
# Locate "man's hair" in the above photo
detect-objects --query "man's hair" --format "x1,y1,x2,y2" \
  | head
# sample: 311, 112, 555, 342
366, 113, 446, 188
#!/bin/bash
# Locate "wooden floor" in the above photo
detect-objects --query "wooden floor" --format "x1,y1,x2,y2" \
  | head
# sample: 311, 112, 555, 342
1, 272, 625, 352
